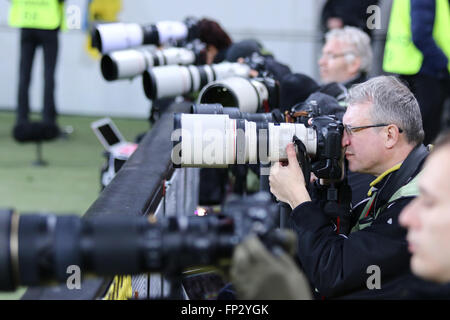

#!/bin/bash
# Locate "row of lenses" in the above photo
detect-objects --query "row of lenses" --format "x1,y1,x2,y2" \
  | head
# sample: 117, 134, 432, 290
92, 20, 197, 54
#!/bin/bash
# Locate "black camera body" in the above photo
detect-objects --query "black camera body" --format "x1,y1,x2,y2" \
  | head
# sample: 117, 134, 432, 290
310, 116, 344, 180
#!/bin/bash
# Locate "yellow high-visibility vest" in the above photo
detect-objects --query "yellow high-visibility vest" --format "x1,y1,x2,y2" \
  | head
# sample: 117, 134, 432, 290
8, 0, 63, 30
383, 0, 450, 75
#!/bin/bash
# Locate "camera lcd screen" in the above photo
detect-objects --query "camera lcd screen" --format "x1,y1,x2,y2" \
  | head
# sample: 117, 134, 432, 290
98, 124, 121, 146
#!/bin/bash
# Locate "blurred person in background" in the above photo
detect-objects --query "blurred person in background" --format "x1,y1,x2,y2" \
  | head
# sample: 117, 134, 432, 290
197, 18, 233, 65
319, 26, 373, 88
148, 17, 232, 124
383, 0, 450, 145
8, 0, 66, 138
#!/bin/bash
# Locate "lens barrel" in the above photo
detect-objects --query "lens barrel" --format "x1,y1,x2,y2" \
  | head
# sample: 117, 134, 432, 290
93, 21, 194, 54
143, 63, 250, 100
198, 77, 271, 113
0, 212, 238, 291
93, 23, 144, 54
101, 47, 197, 81
172, 113, 317, 168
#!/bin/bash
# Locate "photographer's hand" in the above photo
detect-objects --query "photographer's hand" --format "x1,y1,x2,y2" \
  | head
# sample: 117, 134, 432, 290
269, 143, 311, 209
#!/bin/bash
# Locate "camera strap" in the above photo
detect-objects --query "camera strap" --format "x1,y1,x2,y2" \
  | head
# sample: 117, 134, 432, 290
375, 144, 429, 212
292, 135, 311, 187
352, 144, 429, 233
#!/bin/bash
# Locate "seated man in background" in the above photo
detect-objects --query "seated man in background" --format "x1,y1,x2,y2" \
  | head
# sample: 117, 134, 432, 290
318, 26, 375, 207
280, 25, 373, 108
319, 26, 373, 88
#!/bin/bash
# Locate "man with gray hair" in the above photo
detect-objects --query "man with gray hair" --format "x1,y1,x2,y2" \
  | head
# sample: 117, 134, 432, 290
317, 26, 375, 209
269, 75, 429, 298
319, 26, 373, 87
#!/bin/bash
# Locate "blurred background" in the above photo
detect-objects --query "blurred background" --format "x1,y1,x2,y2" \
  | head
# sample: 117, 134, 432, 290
0, 0, 326, 118
0, 0, 376, 299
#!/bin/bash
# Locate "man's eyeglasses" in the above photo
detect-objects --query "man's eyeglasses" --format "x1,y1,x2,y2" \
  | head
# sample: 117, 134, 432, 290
344, 123, 404, 136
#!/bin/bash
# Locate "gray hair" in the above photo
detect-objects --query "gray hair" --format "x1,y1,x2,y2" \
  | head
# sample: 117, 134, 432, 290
325, 26, 373, 74
346, 76, 424, 145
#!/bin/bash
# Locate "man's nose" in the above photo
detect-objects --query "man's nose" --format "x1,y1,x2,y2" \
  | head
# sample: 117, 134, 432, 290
318, 53, 327, 66
342, 131, 350, 148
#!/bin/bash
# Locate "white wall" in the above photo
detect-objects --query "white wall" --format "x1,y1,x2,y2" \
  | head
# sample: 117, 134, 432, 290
0, 0, 324, 118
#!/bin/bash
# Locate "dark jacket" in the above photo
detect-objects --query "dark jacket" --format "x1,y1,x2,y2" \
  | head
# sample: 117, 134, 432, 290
290, 147, 428, 299
410, 0, 449, 79
292, 193, 413, 298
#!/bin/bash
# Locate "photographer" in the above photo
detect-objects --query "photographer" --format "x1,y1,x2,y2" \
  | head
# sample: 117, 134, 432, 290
319, 26, 373, 88
197, 18, 233, 64
270, 76, 427, 298
231, 129, 450, 300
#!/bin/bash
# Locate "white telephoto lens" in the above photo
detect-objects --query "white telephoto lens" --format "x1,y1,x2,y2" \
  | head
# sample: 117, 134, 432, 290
248, 79, 269, 111
144, 64, 220, 100
198, 77, 265, 113
161, 47, 196, 66
178, 114, 236, 167
151, 65, 193, 99
173, 115, 319, 167
97, 23, 144, 53
211, 62, 251, 79
104, 49, 148, 80
268, 123, 317, 162
156, 21, 188, 45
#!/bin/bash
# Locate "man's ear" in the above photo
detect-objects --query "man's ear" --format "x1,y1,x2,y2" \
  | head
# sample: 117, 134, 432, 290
385, 124, 400, 149
346, 55, 361, 75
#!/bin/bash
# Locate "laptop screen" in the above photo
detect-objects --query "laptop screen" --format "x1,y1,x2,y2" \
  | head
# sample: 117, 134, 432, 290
98, 123, 121, 146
